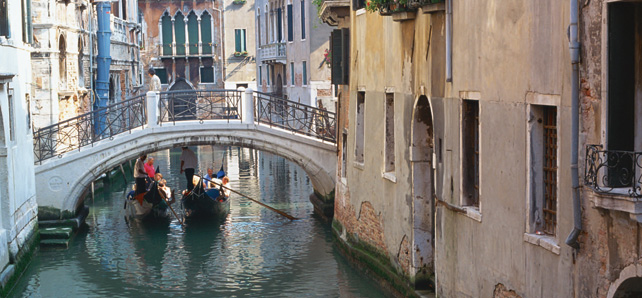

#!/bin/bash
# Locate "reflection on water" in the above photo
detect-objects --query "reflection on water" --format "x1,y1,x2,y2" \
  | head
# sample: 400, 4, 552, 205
13, 147, 385, 297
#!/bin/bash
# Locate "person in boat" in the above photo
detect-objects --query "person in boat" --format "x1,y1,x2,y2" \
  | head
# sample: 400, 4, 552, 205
144, 157, 155, 181
180, 147, 198, 191
134, 155, 147, 195
203, 168, 216, 190
157, 179, 176, 205
219, 177, 231, 199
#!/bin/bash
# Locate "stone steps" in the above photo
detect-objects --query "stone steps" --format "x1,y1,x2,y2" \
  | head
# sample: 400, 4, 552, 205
40, 239, 71, 249
40, 227, 73, 240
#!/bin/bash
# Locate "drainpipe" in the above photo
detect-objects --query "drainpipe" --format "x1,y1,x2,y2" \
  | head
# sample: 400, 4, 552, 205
565, 0, 582, 249
445, 0, 452, 82
94, 1, 112, 134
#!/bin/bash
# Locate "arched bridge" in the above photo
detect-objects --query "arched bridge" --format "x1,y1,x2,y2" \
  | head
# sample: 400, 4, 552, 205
33, 89, 337, 218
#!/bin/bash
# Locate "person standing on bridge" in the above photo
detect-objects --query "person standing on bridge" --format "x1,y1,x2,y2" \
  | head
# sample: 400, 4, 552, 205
148, 68, 161, 92
134, 154, 148, 195
180, 147, 198, 191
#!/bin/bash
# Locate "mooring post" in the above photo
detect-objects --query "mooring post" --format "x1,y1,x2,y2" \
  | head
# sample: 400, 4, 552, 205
146, 91, 159, 128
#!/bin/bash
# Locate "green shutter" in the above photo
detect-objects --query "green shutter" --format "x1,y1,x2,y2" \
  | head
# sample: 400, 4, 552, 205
187, 12, 198, 55
174, 12, 186, 55
303, 61, 307, 85
235, 29, 241, 52
162, 14, 173, 55
331, 29, 342, 85
241, 29, 246, 52
287, 5, 293, 41
290, 63, 294, 85
301, 1, 305, 40
201, 12, 212, 54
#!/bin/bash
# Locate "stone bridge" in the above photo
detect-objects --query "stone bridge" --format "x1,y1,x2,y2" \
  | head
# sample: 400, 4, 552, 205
33, 89, 337, 219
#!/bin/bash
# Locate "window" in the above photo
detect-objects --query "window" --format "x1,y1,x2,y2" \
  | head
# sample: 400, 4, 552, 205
302, 61, 307, 85
235, 29, 246, 52
331, 29, 350, 85
8, 90, 14, 141
78, 37, 84, 87
187, 11, 198, 55
155, 68, 168, 84
352, 0, 365, 11
174, 11, 186, 55
0, 0, 8, 37
267, 65, 270, 86
201, 11, 212, 54
355, 91, 365, 163
257, 10, 262, 46
258, 66, 262, 86
22, 0, 33, 43
287, 4, 293, 42
290, 62, 294, 85
462, 100, 479, 207
528, 105, 557, 236
300, 0, 305, 40
384, 93, 395, 173
277, 8, 282, 41
121, 0, 127, 20
161, 12, 172, 55
59, 35, 67, 87
25, 93, 31, 132
201, 67, 214, 83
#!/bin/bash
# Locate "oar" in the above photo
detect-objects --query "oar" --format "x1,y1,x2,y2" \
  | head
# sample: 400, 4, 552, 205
198, 175, 298, 220
161, 189, 184, 227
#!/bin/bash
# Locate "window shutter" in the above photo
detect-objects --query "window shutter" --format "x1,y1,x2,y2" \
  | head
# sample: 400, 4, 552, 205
303, 61, 307, 85
161, 14, 173, 55
277, 8, 282, 41
187, 12, 198, 55
241, 29, 246, 51
200, 13, 212, 54
287, 5, 293, 42
330, 29, 343, 85
301, 1, 305, 39
341, 28, 350, 84
235, 29, 241, 52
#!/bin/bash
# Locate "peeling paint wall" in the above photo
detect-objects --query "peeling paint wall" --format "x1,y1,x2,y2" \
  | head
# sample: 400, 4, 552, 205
224, 0, 257, 90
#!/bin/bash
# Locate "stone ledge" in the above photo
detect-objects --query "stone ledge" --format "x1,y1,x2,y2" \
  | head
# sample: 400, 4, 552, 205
589, 190, 642, 223
462, 206, 482, 222
382, 172, 397, 183
392, 11, 417, 22
523, 233, 560, 255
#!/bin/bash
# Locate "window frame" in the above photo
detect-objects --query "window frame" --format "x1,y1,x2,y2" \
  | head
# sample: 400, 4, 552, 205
461, 99, 480, 208
302, 61, 307, 86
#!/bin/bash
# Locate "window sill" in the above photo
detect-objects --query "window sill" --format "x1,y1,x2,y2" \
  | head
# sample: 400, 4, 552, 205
523, 233, 560, 255
356, 8, 366, 16
353, 161, 364, 170
462, 206, 482, 222
590, 189, 642, 223
382, 172, 396, 183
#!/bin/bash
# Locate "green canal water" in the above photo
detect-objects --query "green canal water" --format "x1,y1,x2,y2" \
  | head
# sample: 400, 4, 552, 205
11, 146, 386, 297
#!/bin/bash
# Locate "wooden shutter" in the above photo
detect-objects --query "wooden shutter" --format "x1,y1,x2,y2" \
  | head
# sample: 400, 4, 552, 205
174, 12, 186, 55
201, 12, 212, 54
235, 29, 241, 52
287, 5, 293, 42
341, 28, 350, 84
162, 14, 172, 55
277, 8, 282, 41
188, 12, 198, 55
330, 29, 343, 85
301, 0, 305, 39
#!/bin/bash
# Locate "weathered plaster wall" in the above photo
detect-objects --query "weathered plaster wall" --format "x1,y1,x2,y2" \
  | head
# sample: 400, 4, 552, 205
224, 0, 257, 89
339, 0, 575, 296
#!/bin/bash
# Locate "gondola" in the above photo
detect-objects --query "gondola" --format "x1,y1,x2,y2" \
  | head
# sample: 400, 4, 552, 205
181, 167, 230, 219
125, 167, 174, 220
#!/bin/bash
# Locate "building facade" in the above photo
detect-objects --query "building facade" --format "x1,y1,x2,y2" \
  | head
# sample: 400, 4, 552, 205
224, 0, 257, 90
30, 0, 143, 129
330, 0, 578, 297
255, 0, 334, 108
0, 0, 39, 294
138, 0, 224, 91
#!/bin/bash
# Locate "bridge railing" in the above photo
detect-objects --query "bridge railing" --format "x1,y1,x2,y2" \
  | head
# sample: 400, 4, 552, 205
254, 91, 336, 143
33, 94, 147, 164
158, 89, 242, 124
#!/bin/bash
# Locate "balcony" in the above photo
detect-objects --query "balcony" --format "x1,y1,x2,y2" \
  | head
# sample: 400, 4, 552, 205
319, 0, 350, 26
584, 144, 642, 222
259, 42, 286, 64
158, 42, 214, 58
111, 15, 127, 44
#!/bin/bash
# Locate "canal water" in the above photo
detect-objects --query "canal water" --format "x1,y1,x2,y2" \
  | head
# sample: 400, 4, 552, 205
12, 146, 386, 297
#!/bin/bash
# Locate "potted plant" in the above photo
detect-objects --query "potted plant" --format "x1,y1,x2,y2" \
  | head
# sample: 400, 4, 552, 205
233, 0, 246, 4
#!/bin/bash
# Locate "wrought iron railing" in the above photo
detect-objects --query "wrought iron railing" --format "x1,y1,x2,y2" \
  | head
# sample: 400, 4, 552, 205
158, 89, 242, 124
33, 94, 147, 164
584, 144, 642, 197
254, 91, 336, 143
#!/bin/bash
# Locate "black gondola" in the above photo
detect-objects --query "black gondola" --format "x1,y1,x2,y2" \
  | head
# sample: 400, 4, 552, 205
181, 173, 230, 219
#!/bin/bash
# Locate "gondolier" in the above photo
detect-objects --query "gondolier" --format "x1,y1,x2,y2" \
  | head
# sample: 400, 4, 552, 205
180, 146, 198, 191
134, 155, 148, 195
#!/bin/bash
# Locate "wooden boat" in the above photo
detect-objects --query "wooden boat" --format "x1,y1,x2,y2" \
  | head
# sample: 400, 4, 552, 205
125, 182, 172, 220
181, 175, 230, 219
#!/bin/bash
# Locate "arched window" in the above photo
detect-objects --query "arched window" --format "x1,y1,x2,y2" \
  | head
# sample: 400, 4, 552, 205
78, 37, 84, 87
200, 11, 212, 55
59, 35, 67, 87
174, 11, 186, 55
187, 11, 198, 55
161, 11, 172, 55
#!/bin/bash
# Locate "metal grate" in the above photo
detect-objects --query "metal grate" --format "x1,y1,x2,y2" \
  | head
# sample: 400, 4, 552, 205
542, 106, 557, 235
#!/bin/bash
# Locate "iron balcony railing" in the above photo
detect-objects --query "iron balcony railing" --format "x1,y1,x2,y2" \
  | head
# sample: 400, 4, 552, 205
158, 89, 242, 124
259, 42, 286, 61
33, 94, 147, 164
254, 91, 336, 143
584, 144, 642, 197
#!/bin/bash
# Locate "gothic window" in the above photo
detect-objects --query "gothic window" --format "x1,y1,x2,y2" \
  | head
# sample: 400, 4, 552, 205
161, 12, 172, 55
201, 11, 212, 55
174, 11, 186, 55
187, 11, 198, 55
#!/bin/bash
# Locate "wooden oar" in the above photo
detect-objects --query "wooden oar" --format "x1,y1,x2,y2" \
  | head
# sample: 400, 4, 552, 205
161, 189, 184, 227
198, 175, 298, 220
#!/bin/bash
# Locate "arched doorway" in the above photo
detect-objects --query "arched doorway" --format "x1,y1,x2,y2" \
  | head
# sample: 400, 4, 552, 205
275, 74, 283, 96
613, 277, 642, 298
411, 95, 434, 289
168, 77, 196, 120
